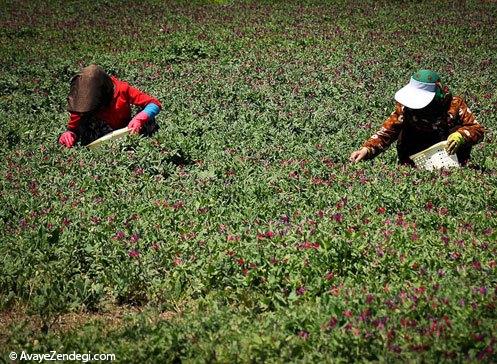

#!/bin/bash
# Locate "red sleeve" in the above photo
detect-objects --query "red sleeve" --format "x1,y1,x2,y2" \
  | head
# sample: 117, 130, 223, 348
67, 112, 82, 132
119, 79, 161, 109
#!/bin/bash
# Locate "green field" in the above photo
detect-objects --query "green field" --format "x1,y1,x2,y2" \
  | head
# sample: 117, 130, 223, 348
1, 0, 497, 362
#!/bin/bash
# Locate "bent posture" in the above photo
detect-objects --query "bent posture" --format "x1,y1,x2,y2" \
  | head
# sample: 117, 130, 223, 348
59, 65, 161, 147
350, 70, 484, 166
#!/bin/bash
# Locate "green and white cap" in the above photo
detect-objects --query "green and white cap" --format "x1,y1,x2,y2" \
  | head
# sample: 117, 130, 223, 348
394, 70, 441, 109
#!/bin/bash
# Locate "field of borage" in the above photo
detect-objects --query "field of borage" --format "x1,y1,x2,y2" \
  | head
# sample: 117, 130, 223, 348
1, 0, 497, 362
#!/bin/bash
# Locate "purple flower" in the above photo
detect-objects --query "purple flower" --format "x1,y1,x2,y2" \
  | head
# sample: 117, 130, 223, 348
280, 215, 290, 224
296, 286, 307, 296
327, 317, 338, 329
130, 233, 140, 243
91, 216, 101, 225
128, 249, 140, 258
359, 308, 371, 322
366, 294, 375, 304
473, 333, 485, 342
373, 316, 388, 330
388, 344, 401, 353
376, 246, 384, 257
298, 330, 309, 340
114, 231, 125, 240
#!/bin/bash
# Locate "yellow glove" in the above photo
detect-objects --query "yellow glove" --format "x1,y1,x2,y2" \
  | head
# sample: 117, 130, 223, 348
446, 132, 465, 155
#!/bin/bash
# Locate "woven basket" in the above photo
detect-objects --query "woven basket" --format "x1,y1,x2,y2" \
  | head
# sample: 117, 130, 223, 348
87, 127, 130, 149
410, 141, 460, 171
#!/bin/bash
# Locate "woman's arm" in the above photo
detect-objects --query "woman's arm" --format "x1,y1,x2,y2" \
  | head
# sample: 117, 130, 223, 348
59, 113, 81, 148
122, 81, 162, 133
125, 81, 162, 109
361, 102, 405, 159
448, 96, 484, 145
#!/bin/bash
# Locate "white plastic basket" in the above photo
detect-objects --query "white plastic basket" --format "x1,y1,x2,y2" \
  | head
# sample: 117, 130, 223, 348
87, 127, 130, 149
410, 141, 460, 171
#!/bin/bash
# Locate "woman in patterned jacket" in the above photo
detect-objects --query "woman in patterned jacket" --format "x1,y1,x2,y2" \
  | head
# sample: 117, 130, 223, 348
349, 70, 484, 166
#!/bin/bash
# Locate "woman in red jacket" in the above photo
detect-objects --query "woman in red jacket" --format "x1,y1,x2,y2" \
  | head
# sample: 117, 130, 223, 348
59, 65, 162, 147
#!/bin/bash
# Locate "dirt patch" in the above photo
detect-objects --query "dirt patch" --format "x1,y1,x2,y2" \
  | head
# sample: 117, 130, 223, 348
0, 303, 176, 347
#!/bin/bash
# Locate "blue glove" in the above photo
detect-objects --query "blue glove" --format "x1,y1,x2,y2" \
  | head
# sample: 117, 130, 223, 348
143, 103, 160, 119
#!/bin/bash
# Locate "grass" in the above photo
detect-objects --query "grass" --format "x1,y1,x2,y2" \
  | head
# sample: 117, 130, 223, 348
1, 0, 497, 362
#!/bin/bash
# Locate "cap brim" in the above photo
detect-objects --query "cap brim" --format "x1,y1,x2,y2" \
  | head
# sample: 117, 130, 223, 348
394, 84, 436, 109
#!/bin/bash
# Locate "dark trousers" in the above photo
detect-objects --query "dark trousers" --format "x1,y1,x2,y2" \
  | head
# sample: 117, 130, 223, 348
397, 127, 472, 166
77, 116, 159, 146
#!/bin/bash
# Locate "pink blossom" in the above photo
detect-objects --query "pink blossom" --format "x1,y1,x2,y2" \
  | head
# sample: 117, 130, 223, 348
449, 252, 461, 260
473, 333, 485, 342
296, 286, 307, 296
91, 216, 101, 225
343, 309, 353, 318
325, 271, 334, 281
483, 228, 493, 236
298, 330, 309, 340
173, 200, 184, 210
128, 249, 140, 258
471, 260, 482, 270
388, 344, 401, 353
298, 241, 320, 250
359, 308, 371, 322
257, 231, 275, 239
327, 316, 338, 329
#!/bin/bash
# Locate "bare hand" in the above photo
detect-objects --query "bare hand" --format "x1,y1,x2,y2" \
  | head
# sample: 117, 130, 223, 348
349, 147, 369, 163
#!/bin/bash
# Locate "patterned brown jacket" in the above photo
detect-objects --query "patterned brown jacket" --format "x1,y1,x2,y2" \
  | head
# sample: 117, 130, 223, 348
363, 96, 484, 164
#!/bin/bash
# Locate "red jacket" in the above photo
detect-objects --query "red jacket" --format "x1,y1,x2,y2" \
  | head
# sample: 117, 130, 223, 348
67, 76, 161, 131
